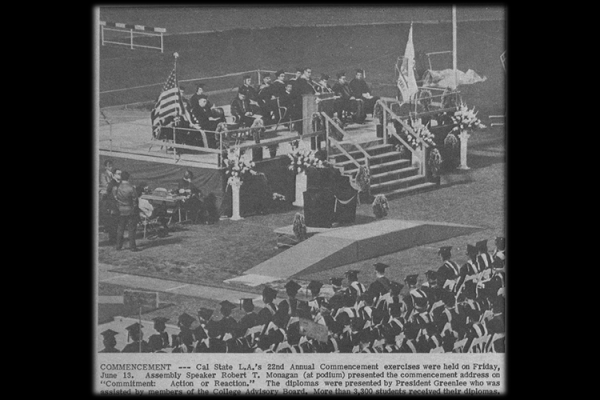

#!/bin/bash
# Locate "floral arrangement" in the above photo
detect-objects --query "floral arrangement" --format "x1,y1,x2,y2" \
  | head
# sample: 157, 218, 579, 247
272, 192, 286, 201
451, 101, 487, 133
287, 149, 324, 174
292, 213, 307, 241
222, 149, 257, 185
402, 118, 436, 147
372, 194, 389, 219
444, 132, 459, 149
427, 148, 443, 177
355, 164, 371, 193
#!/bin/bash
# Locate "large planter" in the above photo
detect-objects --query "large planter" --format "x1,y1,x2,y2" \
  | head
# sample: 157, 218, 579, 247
293, 171, 307, 207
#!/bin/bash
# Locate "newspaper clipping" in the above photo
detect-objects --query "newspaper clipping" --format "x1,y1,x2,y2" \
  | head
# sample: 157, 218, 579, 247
96, 5, 506, 395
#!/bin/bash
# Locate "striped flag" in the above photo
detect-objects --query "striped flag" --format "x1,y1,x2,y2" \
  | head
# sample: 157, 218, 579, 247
150, 61, 186, 138
397, 22, 419, 102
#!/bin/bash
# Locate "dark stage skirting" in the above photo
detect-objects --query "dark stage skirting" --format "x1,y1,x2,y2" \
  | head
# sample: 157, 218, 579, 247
99, 153, 295, 217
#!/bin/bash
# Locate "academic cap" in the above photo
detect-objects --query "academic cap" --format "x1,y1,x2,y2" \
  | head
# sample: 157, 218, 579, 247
197, 94, 208, 100
125, 322, 144, 333
438, 246, 452, 258
374, 263, 389, 274
466, 244, 478, 255
356, 68, 364, 74
345, 270, 360, 280
495, 236, 506, 247
284, 280, 301, 293
336, 71, 346, 79
152, 317, 169, 324
275, 69, 285, 76
390, 281, 404, 294
425, 270, 438, 280
197, 308, 214, 321
262, 286, 278, 299
330, 277, 344, 287
100, 329, 119, 338
404, 274, 418, 286
178, 312, 195, 327
220, 300, 236, 312
243, 75, 251, 80
240, 298, 254, 311
320, 74, 330, 81
476, 240, 488, 251
307, 280, 323, 293
195, 83, 206, 88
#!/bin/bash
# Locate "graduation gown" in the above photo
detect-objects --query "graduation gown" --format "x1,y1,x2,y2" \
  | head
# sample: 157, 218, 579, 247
121, 340, 150, 353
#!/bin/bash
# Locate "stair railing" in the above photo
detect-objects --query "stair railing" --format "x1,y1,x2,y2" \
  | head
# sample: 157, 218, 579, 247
320, 112, 370, 172
376, 99, 429, 177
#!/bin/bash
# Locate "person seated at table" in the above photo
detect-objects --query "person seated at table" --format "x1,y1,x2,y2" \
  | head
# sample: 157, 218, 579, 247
349, 69, 380, 116
136, 183, 169, 237
177, 170, 197, 196
183, 187, 208, 224
231, 91, 262, 128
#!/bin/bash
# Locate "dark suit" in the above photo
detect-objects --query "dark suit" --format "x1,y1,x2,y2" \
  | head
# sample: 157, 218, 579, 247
231, 97, 259, 127
349, 78, 380, 114
99, 347, 120, 353
332, 81, 361, 120
121, 340, 150, 353
114, 181, 138, 250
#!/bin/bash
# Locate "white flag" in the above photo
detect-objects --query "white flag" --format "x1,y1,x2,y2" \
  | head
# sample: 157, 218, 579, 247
397, 23, 419, 102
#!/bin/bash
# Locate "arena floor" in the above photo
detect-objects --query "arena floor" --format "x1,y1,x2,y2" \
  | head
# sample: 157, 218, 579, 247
96, 7, 505, 325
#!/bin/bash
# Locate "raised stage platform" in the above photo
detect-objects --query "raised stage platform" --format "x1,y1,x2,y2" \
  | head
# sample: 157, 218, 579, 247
224, 219, 482, 286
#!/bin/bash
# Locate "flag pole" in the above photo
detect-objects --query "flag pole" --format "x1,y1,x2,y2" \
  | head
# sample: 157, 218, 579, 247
452, 6, 458, 90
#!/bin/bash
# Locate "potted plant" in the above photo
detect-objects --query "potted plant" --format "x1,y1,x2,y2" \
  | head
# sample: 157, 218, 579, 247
372, 194, 389, 219
427, 148, 443, 184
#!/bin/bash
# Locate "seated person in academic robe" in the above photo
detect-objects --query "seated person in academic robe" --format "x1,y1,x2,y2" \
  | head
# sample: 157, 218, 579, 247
277, 81, 295, 123
191, 95, 221, 148
270, 70, 287, 100
238, 75, 263, 112
349, 69, 380, 115
332, 71, 362, 122
231, 91, 262, 127
258, 74, 277, 123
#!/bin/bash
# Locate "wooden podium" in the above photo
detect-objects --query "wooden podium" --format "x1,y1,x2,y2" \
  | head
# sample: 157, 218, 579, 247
302, 93, 337, 148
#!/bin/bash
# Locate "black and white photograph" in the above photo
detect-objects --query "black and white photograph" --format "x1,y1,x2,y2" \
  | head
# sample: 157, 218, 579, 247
95, 4, 505, 395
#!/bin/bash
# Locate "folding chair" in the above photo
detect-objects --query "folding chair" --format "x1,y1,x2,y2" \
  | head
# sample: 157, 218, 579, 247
139, 214, 162, 239
274, 97, 288, 131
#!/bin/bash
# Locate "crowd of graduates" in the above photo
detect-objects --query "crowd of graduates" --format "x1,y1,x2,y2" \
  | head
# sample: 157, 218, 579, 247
100, 237, 505, 354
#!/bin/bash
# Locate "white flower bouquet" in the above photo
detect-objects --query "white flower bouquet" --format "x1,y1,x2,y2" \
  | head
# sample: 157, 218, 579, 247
402, 118, 436, 147
223, 149, 257, 185
451, 101, 487, 133
287, 149, 324, 174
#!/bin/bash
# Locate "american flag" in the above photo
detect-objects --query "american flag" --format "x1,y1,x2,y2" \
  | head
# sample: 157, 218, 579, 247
150, 63, 187, 138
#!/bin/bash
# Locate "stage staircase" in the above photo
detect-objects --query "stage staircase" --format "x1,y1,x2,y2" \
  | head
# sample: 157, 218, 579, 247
321, 112, 438, 200
329, 141, 438, 199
